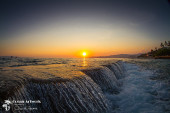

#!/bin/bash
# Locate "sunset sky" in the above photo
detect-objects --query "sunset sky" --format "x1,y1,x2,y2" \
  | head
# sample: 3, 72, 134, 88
0, 0, 170, 57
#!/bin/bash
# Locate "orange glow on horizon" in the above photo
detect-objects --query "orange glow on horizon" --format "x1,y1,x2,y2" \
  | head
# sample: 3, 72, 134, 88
0, 46, 153, 58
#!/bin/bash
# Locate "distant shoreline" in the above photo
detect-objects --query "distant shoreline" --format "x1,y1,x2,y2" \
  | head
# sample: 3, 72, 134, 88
138, 56, 170, 59
154, 56, 170, 59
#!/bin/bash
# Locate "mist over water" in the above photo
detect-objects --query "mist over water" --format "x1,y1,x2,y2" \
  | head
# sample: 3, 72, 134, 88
0, 57, 170, 113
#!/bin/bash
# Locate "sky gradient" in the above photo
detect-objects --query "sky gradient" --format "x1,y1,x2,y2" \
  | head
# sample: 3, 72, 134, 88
0, 0, 170, 57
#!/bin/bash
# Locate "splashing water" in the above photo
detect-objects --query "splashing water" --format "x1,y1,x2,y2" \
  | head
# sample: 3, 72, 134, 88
0, 57, 170, 113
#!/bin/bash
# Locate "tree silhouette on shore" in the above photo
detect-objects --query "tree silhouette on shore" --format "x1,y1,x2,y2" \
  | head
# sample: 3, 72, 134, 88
138, 41, 170, 58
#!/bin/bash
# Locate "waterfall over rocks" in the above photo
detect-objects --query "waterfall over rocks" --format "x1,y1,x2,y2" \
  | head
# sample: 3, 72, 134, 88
82, 66, 121, 94
8, 76, 110, 113
0, 61, 126, 113
1, 58, 170, 113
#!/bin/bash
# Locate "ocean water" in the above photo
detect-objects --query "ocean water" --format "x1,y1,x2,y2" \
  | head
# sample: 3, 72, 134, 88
0, 57, 170, 113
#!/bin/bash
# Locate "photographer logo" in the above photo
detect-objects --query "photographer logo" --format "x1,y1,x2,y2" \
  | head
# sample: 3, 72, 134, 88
2, 100, 11, 111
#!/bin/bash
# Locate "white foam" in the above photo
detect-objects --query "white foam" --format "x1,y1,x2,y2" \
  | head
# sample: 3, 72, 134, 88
107, 63, 168, 113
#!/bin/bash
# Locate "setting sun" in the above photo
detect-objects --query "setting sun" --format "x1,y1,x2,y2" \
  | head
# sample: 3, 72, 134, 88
82, 52, 87, 57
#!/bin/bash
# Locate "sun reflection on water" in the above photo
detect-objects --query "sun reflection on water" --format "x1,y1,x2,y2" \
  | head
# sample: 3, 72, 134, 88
83, 57, 87, 66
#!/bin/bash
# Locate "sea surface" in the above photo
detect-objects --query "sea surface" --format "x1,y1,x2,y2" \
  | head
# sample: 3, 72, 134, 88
0, 57, 170, 113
